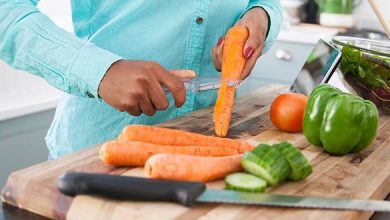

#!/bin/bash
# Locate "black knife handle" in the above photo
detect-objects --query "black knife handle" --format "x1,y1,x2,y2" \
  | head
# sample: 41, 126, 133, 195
57, 172, 206, 206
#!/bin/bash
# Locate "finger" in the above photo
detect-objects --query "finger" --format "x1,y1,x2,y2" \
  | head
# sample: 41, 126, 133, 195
244, 33, 261, 60
158, 71, 186, 108
125, 102, 142, 116
211, 46, 221, 72
169, 69, 197, 81
243, 24, 265, 59
215, 38, 224, 69
148, 80, 170, 111
212, 37, 224, 72
241, 47, 263, 79
138, 92, 156, 116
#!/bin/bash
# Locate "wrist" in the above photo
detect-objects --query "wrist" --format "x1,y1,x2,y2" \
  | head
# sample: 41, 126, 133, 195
69, 43, 123, 99
98, 59, 125, 100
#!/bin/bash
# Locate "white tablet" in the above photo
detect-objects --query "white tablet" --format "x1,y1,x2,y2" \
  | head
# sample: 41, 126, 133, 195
289, 39, 342, 96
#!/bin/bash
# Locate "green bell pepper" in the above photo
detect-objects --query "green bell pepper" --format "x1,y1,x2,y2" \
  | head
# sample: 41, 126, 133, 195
303, 84, 379, 155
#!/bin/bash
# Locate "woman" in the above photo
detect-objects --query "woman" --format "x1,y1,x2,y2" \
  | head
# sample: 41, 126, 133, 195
0, 1, 282, 159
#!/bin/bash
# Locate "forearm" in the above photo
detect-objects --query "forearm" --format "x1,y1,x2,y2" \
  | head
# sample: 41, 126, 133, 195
0, 0, 122, 98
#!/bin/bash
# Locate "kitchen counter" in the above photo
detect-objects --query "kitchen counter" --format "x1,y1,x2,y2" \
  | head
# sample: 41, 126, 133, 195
0, 86, 61, 121
0, 59, 62, 121
2, 84, 390, 220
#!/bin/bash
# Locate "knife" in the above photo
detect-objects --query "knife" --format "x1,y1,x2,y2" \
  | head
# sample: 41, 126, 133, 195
57, 172, 390, 212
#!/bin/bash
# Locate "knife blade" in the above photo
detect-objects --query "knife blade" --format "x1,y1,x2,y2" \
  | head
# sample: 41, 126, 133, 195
164, 77, 244, 93
57, 172, 390, 212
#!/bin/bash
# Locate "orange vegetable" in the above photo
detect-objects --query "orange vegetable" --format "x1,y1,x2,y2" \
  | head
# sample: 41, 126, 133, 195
145, 153, 242, 182
100, 140, 240, 166
270, 93, 308, 133
213, 26, 249, 137
119, 125, 253, 153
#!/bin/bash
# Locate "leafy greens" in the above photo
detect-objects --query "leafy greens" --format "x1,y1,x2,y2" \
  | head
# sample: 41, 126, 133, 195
340, 46, 390, 92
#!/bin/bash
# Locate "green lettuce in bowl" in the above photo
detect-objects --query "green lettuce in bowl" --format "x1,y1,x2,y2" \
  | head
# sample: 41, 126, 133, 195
339, 46, 390, 113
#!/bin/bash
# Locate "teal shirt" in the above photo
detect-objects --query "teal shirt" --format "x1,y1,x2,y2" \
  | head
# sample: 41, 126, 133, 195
0, 0, 282, 158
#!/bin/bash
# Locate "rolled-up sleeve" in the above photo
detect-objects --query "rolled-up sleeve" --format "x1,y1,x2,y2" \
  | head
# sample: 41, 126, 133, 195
0, 0, 123, 98
240, 0, 283, 53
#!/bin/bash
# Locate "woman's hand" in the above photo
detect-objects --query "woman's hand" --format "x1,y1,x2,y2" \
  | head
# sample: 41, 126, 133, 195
98, 60, 195, 116
212, 7, 269, 79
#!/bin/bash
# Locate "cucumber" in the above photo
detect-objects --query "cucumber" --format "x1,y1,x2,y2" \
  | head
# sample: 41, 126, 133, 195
241, 144, 291, 186
225, 172, 267, 192
274, 142, 312, 181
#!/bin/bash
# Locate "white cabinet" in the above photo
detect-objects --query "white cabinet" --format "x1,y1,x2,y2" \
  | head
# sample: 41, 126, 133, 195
0, 110, 54, 188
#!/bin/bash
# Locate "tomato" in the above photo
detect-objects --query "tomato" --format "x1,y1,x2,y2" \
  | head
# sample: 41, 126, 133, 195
269, 93, 308, 133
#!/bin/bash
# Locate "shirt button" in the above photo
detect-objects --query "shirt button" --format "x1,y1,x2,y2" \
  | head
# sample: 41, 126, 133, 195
86, 91, 95, 98
196, 16, 204, 24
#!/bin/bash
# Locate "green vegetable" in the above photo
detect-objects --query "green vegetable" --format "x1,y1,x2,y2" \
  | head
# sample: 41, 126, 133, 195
303, 84, 379, 155
241, 144, 291, 186
225, 172, 267, 192
274, 142, 312, 181
340, 46, 390, 92
228, 142, 312, 192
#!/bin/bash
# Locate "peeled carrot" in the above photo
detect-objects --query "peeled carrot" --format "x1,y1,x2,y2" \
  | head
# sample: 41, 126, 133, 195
119, 125, 254, 153
213, 26, 249, 137
145, 153, 243, 182
100, 140, 240, 166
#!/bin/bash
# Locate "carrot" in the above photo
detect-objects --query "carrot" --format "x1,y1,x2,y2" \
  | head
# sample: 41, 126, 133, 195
100, 140, 240, 166
145, 153, 243, 182
213, 26, 249, 137
118, 125, 254, 153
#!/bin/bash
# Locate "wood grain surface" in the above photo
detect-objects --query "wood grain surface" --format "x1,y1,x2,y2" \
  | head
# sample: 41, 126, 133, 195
2, 84, 390, 220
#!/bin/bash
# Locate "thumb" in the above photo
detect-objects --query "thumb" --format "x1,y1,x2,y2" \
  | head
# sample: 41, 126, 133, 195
169, 69, 197, 81
243, 29, 262, 59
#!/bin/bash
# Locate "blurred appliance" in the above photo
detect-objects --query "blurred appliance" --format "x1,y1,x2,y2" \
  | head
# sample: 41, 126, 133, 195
281, 0, 309, 24
304, 0, 319, 24
315, 0, 362, 28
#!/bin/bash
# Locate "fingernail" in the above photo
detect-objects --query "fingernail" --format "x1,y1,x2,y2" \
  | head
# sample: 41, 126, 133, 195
244, 47, 254, 58
217, 37, 224, 46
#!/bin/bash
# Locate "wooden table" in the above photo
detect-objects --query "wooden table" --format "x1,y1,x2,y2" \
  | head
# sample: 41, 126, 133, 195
2, 85, 390, 220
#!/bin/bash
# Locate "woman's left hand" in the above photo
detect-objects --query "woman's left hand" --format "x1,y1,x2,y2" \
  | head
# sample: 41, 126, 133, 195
211, 7, 269, 80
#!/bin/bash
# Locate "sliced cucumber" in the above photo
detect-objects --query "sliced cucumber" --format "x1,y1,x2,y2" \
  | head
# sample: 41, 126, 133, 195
240, 153, 274, 185
241, 145, 291, 186
274, 142, 312, 181
225, 172, 267, 192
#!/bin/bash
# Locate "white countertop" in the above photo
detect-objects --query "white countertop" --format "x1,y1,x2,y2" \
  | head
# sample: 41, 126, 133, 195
0, 65, 63, 121
0, 89, 62, 121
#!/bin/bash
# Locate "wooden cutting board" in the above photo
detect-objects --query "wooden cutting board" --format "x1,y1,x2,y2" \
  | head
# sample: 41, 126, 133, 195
2, 84, 390, 220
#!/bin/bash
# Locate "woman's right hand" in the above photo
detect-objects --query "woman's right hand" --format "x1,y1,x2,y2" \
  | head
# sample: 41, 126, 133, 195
98, 60, 195, 116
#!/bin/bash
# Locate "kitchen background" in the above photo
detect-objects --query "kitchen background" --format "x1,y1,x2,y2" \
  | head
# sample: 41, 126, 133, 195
0, 0, 389, 188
